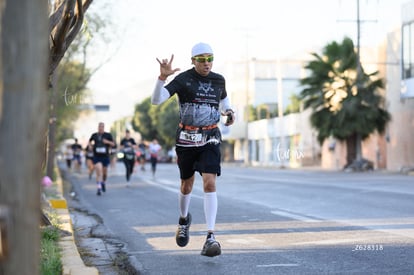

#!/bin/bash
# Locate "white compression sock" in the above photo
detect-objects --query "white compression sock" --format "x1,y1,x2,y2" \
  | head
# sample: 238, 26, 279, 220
204, 192, 218, 231
179, 192, 191, 218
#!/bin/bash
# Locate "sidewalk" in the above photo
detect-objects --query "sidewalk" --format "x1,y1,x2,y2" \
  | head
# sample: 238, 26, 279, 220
44, 167, 99, 275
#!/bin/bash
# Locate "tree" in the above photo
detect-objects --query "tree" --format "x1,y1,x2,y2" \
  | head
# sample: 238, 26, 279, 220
54, 60, 92, 142
47, 1, 116, 177
285, 94, 301, 115
0, 0, 49, 274
47, 0, 93, 178
153, 97, 180, 148
132, 96, 180, 149
49, 0, 93, 79
132, 97, 157, 141
300, 37, 391, 168
247, 104, 257, 121
47, 60, 92, 178
1, 0, 97, 273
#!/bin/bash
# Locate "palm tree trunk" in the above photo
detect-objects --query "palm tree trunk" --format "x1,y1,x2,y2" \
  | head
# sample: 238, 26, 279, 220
355, 133, 363, 161
345, 134, 357, 167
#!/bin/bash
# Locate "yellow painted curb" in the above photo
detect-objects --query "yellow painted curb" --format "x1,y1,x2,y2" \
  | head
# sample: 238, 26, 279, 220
49, 199, 68, 209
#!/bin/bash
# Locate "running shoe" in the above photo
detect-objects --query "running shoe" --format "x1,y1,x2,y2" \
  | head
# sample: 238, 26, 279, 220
96, 188, 101, 196
201, 233, 221, 257
175, 213, 192, 247
101, 182, 106, 192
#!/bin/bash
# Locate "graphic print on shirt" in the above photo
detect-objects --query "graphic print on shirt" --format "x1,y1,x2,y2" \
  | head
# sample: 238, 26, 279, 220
198, 81, 213, 93
165, 68, 227, 147
179, 79, 223, 126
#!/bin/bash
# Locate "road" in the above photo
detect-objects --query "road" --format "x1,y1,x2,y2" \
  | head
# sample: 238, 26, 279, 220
62, 161, 414, 275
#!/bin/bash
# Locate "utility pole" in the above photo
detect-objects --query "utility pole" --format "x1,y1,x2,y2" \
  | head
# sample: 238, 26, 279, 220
276, 56, 285, 168
244, 31, 250, 165
337, 0, 378, 164
355, 0, 363, 162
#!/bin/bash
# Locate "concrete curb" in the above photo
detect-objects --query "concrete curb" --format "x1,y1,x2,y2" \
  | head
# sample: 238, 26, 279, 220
48, 169, 99, 275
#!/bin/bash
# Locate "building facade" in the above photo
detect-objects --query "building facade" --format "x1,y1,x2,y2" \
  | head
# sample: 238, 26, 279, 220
221, 0, 414, 172
383, 0, 414, 171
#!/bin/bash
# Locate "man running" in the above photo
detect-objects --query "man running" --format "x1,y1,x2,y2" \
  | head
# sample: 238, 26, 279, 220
151, 42, 235, 257
88, 122, 115, 195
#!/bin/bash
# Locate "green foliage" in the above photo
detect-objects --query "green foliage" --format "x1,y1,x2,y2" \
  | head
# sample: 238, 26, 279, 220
53, 10, 111, 144
110, 117, 132, 144
132, 97, 157, 141
40, 237, 62, 275
299, 37, 391, 145
285, 94, 301, 115
40, 215, 62, 275
132, 96, 180, 149
41, 225, 60, 242
154, 97, 180, 148
247, 105, 257, 121
53, 61, 91, 142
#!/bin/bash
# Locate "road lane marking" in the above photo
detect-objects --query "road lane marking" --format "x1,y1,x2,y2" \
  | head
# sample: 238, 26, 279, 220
271, 210, 322, 223
257, 263, 299, 267
144, 179, 203, 199
226, 237, 265, 245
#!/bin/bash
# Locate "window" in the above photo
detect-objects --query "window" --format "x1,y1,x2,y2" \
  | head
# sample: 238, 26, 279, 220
402, 22, 414, 80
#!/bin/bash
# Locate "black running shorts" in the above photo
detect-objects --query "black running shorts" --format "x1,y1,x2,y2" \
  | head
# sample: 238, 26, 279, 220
175, 143, 221, 180
92, 156, 110, 167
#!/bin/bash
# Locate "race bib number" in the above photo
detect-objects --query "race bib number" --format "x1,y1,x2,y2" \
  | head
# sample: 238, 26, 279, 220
125, 154, 135, 160
176, 127, 221, 147
123, 147, 133, 153
179, 131, 202, 142
96, 146, 107, 154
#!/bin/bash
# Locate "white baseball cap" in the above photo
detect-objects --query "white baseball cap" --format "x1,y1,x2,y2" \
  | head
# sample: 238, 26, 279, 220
191, 42, 213, 57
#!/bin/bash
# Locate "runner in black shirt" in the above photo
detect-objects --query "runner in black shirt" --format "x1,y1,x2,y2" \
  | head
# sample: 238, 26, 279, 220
151, 42, 235, 257
120, 129, 137, 186
88, 122, 115, 195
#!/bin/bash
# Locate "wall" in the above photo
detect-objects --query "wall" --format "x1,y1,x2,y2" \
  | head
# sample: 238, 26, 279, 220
384, 15, 414, 171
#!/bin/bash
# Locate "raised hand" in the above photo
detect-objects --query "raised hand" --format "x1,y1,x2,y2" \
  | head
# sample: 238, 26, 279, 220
156, 54, 180, 80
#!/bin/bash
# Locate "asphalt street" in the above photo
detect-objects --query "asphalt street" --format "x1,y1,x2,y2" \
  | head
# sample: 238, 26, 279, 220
62, 161, 414, 275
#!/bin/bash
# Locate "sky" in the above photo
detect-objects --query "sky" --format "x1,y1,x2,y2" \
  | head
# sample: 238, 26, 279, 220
84, 0, 409, 125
